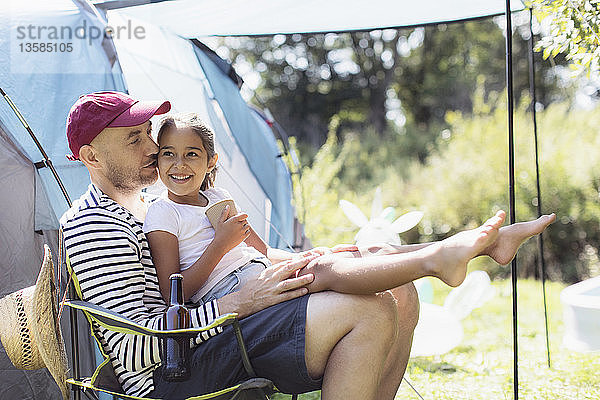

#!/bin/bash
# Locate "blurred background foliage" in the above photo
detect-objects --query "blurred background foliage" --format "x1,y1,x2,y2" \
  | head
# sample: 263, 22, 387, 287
288, 95, 600, 284
215, 13, 600, 283
219, 18, 572, 159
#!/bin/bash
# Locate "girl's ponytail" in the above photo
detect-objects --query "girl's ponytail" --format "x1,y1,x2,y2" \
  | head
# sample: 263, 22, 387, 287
201, 169, 216, 191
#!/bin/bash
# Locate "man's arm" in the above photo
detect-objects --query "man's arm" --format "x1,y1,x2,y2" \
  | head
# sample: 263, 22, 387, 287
63, 210, 221, 370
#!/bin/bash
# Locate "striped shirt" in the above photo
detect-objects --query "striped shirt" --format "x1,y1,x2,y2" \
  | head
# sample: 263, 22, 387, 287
60, 184, 222, 397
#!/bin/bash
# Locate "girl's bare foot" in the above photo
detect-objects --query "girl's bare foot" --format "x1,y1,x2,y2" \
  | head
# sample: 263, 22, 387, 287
429, 211, 506, 287
483, 213, 556, 265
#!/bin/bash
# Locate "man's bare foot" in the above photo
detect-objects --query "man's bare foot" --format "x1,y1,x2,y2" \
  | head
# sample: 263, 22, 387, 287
483, 213, 556, 265
430, 211, 506, 287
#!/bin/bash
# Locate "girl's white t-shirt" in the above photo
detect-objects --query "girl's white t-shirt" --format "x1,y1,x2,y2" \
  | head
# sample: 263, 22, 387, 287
143, 187, 264, 303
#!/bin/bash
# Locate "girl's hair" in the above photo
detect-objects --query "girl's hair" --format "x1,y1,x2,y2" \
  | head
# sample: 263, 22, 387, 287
157, 113, 218, 191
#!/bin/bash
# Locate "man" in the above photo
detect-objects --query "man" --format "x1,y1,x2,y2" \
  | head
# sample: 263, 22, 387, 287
61, 91, 554, 400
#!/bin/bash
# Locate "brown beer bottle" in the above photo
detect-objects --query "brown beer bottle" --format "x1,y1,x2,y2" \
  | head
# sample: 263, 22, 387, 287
162, 273, 191, 381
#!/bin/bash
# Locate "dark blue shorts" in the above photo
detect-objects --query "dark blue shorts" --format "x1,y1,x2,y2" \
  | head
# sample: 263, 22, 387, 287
151, 294, 321, 398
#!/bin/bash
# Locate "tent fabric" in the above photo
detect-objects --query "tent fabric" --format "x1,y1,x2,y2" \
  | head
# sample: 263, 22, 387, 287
248, 108, 295, 248
193, 45, 295, 248
1, 1, 126, 398
1, 0, 127, 230
105, 0, 524, 37
0, 123, 47, 295
108, 12, 295, 246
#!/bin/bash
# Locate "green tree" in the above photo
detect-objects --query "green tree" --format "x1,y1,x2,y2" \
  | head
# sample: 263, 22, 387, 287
531, 0, 600, 74
221, 18, 569, 158
385, 97, 600, 283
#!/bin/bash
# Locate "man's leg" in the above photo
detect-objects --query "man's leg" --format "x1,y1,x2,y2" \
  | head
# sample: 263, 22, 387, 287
375, 283, 420, 399
304, 290, 399, 400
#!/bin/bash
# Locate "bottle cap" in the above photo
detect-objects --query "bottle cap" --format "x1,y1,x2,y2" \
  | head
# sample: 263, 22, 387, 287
169, 273, 184, 280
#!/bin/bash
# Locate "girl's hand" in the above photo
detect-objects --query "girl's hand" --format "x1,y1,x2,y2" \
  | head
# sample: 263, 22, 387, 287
212, 205, 251, 254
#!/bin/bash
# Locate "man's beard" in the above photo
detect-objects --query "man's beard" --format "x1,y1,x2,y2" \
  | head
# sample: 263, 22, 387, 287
106, 162, 157, 193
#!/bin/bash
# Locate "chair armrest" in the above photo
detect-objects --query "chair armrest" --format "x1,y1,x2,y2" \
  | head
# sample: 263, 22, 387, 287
65, 299, 237, 339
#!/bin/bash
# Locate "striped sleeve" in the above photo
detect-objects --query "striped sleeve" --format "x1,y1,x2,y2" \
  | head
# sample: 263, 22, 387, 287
64, 208, 222, 373
191, 298, 222, 344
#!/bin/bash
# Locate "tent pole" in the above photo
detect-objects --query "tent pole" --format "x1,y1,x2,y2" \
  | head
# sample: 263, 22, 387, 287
527, 8, 552, 369
503, 1, 519, 399
0, 87, 81, 399
0, 87, 72, 207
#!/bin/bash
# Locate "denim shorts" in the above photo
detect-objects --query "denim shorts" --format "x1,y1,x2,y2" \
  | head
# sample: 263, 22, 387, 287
199, 258, 270, 303
151, 294, 321, 398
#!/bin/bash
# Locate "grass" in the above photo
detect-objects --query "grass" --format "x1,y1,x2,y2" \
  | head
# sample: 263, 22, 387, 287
274, 278, 600, 399
396, 278, 600, 399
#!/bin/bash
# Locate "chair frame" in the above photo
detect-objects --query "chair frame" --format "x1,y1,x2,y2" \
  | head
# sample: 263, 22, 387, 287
63, 252, 298, 400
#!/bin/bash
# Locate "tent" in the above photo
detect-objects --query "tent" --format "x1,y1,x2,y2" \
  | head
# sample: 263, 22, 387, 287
95, 0, 524, 36
1, 2, 126, 398
1, 1, 298, 398
1, 0, 544, 399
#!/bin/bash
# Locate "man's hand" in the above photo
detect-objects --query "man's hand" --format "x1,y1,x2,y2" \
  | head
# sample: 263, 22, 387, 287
212, 205, 250, 254
217, 255, 317, 318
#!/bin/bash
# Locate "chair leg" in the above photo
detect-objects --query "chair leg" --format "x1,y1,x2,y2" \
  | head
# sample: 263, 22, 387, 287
232, 320, 257, 377
69, 283, 82, 400
291, 395, 298, 400
81, 389, 99, 400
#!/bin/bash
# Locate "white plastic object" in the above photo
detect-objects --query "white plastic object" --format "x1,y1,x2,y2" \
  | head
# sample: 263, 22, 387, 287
443, 271, 495, 320
339, 186, 423, 247
410, 302, 464, 357
561, 276, 600, 352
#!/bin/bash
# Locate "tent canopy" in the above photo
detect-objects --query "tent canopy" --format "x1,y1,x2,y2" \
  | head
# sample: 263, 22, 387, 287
95, 0, 525, 37
1, 0, 296, 244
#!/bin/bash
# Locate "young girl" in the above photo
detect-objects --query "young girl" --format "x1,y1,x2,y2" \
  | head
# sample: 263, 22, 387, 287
144, 113, 555, 304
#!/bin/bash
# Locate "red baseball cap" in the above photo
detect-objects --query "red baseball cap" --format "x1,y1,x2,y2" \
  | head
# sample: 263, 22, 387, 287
66, 91, 171, 160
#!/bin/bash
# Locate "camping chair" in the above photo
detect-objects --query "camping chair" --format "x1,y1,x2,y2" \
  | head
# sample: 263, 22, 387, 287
61, 250, 299, 400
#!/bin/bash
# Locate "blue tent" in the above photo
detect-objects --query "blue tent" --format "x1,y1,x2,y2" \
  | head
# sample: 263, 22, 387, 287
0, 1, 297, 398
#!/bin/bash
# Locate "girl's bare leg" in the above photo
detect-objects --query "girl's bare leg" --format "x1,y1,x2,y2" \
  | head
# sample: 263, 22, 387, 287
357, 213, 556, 264
482, 213, 556, 264
300, 211, 506, 293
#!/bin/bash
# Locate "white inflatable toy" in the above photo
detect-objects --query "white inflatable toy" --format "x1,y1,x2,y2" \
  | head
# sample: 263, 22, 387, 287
410, 272, 495, 357
339, 187, 424, 246
339, 188, 495, 356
